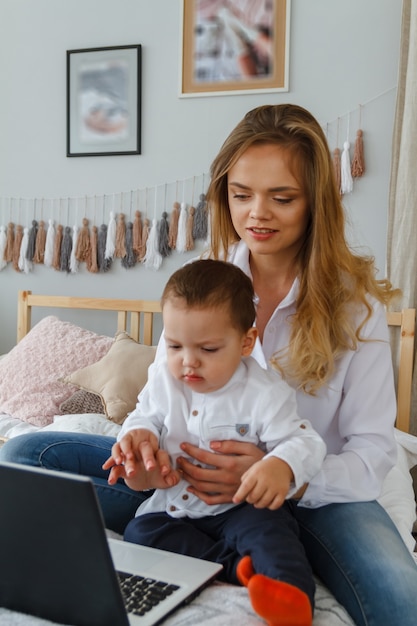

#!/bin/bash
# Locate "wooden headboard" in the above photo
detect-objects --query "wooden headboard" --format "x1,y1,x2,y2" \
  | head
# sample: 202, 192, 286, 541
17, 290, 162, 346
16, 291, 415, 433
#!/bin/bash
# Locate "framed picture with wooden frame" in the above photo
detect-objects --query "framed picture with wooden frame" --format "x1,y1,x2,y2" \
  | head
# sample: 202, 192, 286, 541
180, 0, 290, 98
67, 44, 141, 157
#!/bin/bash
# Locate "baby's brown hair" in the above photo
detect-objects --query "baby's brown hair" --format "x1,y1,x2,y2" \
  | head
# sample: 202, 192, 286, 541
161, 260, 256, 334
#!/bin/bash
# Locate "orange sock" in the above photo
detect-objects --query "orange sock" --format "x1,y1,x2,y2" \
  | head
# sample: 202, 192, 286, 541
237, 556, 312, 626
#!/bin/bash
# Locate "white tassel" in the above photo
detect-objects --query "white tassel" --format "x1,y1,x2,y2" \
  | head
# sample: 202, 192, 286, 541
105, 211, 117, 260
143, 218, 163, 270
176, 202, 188, 252
43, 219, 55, 267
18, 227, 32, 274
341, 141, 353, 194
0, 225, 7, 270
204, 206, 212, 248
70, 225, 79, 273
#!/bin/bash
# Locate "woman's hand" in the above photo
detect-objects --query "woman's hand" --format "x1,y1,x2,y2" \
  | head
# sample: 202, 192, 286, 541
177, 440, 265, 505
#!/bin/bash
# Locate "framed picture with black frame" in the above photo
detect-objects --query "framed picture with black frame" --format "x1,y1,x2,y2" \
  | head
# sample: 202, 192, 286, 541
67, 44, 141, 157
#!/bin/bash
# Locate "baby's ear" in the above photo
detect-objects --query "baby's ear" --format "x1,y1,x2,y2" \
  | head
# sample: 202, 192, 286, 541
241, 327, 258, 356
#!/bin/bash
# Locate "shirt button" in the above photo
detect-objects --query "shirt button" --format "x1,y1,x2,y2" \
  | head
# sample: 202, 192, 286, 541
192, 410, 198, 416
299, 424, 306, 429
169, 505, 177, 512
182, 494, 189, 500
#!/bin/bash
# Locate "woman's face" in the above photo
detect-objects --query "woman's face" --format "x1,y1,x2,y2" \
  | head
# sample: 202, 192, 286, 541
227, 143, 310, 263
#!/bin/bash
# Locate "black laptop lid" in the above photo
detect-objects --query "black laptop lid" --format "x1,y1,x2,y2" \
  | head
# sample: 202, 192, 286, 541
0, 461, 129, 626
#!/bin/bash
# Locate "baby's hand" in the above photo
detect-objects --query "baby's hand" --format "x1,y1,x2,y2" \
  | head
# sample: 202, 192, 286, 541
102, 429, 180, 490
232, 457, 293, 510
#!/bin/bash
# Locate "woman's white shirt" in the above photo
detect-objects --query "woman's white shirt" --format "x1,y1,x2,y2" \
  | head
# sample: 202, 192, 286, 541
227, 240, 397, 507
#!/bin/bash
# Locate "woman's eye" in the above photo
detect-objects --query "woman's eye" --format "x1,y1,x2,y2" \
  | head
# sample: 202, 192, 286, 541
274, 197, 293, 205
232, 193, 249, 200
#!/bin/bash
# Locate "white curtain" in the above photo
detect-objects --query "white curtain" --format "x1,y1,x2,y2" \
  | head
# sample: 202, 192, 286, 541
387, 0, 417, 433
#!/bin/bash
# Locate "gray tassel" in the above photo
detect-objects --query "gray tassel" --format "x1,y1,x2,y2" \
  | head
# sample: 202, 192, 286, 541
98, 224, 112, 272
192, 193, 208, 240
60, 226, 72, 273
26, 219, 38, 261
158, 212, 171, 257
122, 221, 136, 268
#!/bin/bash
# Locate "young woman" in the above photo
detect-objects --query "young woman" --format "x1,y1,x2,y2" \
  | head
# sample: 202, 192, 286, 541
2, 104, 417, 625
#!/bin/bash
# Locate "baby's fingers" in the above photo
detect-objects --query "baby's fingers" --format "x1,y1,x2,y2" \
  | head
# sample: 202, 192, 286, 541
139, 440, 157, 471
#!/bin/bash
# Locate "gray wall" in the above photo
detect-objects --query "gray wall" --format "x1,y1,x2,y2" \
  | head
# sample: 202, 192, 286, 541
0, 0, 403, 353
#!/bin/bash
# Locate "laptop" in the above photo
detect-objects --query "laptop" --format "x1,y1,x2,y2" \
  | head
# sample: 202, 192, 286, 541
0, 461, 222, 626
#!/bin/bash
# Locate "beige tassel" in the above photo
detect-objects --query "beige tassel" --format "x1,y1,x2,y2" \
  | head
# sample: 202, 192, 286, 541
351, 129, 365, 178
168, 202, 180, 249
4, 222, 14, 262
139, 218, 150, 260
132, 210, 142, 258
33, 220, 46, 263
333, 148, 342, 195
75, 217, 91, 261
87, 225, 98, 273
52, 225, 63, 270
114, 213, 126, 258
12, 225, 23, 271
186, 206, 195, 251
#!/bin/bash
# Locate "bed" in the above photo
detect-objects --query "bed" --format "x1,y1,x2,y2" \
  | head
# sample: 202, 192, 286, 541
0, 290, 416, 626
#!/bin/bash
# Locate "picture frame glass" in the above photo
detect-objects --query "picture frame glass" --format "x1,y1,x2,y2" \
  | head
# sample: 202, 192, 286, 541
67, 45, 141, 156
181, 0, 290, 97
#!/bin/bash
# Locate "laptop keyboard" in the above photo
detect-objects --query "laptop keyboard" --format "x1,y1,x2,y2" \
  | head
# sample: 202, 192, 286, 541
117, 570, 180, 617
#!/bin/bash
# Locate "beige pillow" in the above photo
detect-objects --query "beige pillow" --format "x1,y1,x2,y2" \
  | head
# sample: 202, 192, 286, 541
63, 331, 156, 424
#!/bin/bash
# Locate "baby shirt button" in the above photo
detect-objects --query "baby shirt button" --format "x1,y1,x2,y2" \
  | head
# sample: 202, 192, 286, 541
169, 505, 177, 512
192, 410, 198, 416
182, 494, 189, 500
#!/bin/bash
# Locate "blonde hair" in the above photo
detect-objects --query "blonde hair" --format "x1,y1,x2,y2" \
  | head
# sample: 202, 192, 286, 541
206, 104, 399, 393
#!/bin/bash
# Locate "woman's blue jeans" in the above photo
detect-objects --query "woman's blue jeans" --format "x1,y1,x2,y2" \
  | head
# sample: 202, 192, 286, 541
2, 431, 417, 626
